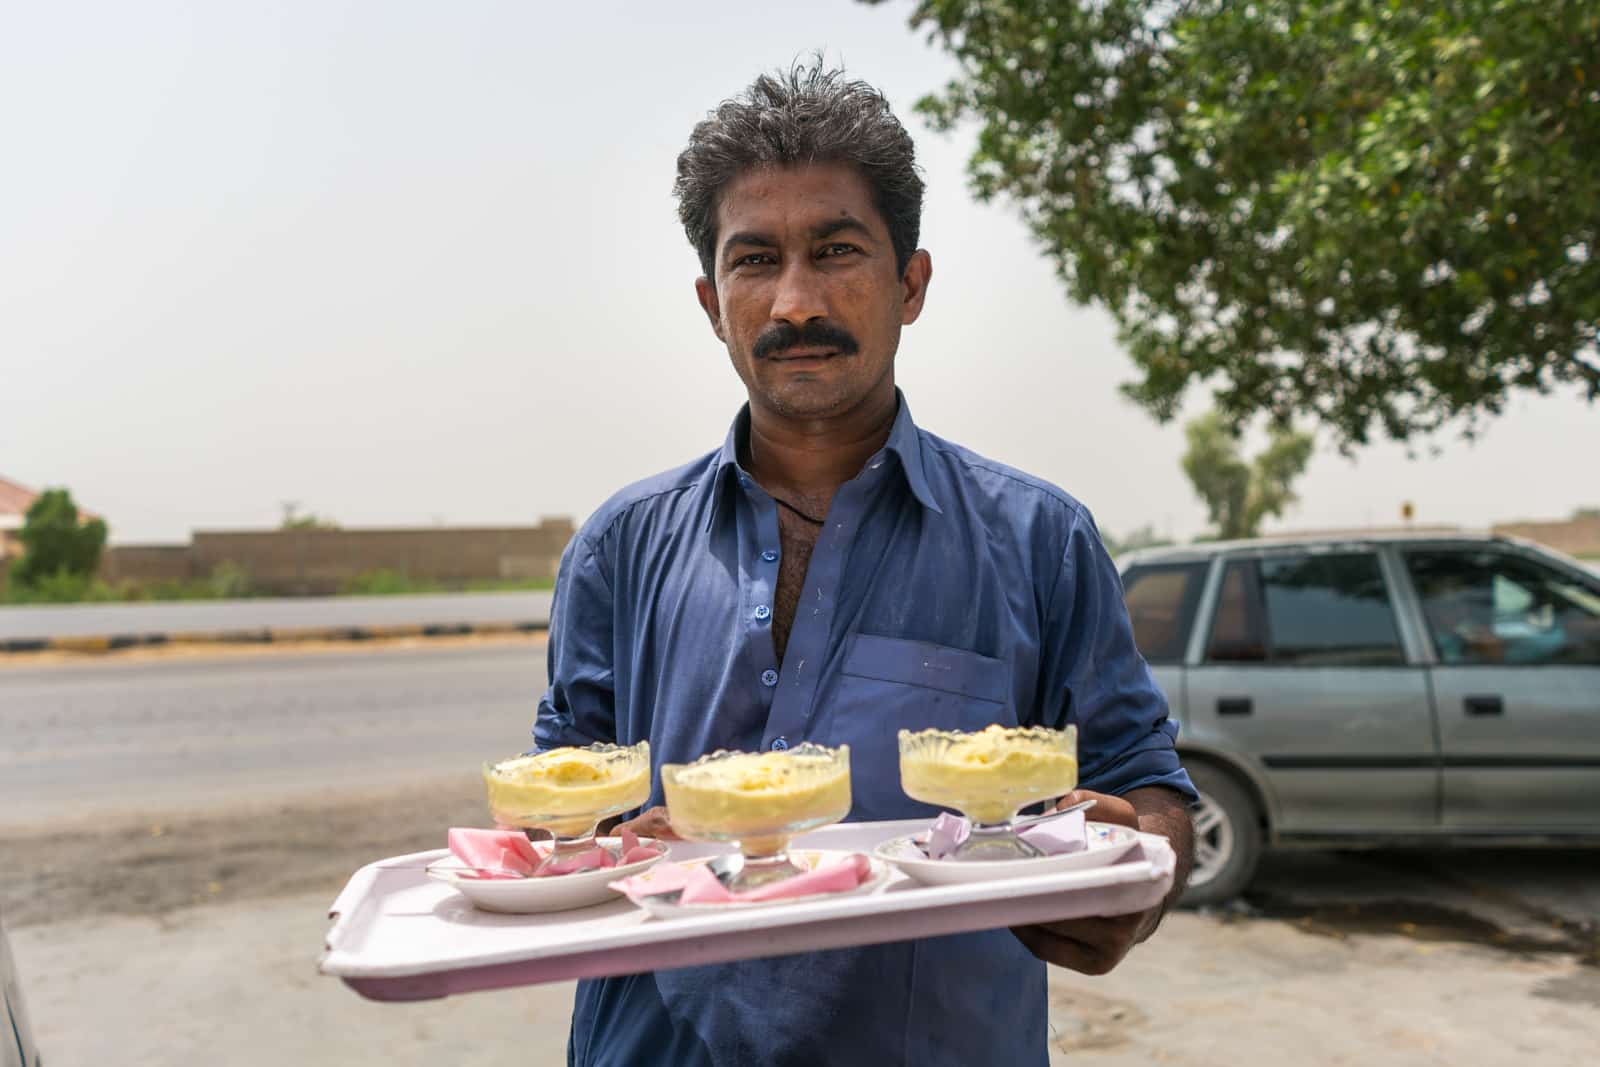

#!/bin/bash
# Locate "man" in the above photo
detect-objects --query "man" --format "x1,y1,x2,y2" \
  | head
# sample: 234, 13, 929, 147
534, 64, 1196, 1067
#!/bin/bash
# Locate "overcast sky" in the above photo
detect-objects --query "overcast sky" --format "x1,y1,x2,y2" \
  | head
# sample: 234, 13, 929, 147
3, 1, 1595, 545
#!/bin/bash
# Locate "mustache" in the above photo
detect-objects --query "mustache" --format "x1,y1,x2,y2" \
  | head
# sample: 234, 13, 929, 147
751, 320, 861, 361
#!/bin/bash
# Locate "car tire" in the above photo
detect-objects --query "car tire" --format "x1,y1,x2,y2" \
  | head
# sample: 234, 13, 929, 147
1180, 761, 1264, 907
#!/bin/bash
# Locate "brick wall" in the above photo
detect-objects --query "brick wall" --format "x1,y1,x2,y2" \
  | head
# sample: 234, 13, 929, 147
101, 544, 196, 584
100, 519, 576, 595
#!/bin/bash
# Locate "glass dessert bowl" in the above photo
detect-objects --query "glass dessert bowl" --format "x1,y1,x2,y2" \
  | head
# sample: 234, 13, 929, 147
482, 740, 651, 874
660, 743, 851, 892
898, 723, 1078, 861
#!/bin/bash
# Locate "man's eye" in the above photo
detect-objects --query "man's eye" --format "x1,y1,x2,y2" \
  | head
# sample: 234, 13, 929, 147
734, 253, 776, 268
818, 243, 859, 258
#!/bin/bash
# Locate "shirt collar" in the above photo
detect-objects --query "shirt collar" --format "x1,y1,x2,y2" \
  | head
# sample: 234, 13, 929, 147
704, 389, 943, 533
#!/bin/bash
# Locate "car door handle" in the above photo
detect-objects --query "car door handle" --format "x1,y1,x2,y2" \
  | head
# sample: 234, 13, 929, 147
1464, 695, 1504, 716
1217, 697, 1253, 716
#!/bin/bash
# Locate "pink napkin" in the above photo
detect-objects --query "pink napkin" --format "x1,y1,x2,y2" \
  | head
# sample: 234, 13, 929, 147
447, 827, 662, 879
921, 809, 1088, 860
1019, 809, 1088, 854
923, 813, 970, 859
610, 853, 873, 905
447, 827, 540, 878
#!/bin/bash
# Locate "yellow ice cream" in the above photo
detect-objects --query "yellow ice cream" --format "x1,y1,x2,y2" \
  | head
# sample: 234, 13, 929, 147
662, 747, 851, 855
899, 724, 1078, 824
484, 743, 650, 835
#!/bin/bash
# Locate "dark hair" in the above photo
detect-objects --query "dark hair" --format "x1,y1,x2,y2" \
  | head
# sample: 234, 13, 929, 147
674, 62, 924, 280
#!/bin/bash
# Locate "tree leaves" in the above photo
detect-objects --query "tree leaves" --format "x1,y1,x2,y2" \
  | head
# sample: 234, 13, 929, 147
877, 0, 1600, 443
14, 488, 108, 587
1181, 411, 1314, 539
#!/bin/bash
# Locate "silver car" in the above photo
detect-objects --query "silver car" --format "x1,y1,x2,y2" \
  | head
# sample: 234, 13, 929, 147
1119, 532, 1600, 904
2, 907, 40, 1067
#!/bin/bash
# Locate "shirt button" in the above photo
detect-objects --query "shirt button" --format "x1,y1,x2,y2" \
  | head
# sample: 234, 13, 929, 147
770, 737, 789, 751
760, 668, 779, 687
761, 550, 778, 562
753, 604, 771, 621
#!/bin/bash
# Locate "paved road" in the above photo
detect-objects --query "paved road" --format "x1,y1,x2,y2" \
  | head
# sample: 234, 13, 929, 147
0, 641, 547, 827
0, 590, 553, 642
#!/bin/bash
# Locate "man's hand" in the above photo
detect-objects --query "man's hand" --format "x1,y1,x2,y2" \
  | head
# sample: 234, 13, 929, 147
1010, 786, 1193, 976
613, 805, 682, 841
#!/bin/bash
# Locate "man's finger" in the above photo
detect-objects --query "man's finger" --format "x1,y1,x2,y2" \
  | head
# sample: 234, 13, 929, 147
1012, 910, 1150, 973
1054, 789, 1139, 829
615, 805, 682, 841
1010, 923, 1120, 976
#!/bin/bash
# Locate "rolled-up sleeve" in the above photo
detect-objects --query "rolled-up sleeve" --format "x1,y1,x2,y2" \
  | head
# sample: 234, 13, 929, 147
1036, 509, 1197, 801
533, 533, 617, 751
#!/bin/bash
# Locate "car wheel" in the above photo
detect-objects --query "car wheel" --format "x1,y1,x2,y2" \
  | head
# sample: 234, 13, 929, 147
1180, 761, 1264, 906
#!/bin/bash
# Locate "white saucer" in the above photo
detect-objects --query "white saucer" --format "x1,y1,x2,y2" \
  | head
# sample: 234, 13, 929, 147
630, 849, 890, 919
874, 821, 1140, 887
427, 836, 667, 914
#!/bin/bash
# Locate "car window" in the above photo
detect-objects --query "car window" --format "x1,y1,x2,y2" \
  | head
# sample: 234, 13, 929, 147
1206, 561, 1268, 662
1404, 549, 1600, 666
1207, 552, 1405, 666
1122, 562, 1208, 664
1261, 553, 1405, 665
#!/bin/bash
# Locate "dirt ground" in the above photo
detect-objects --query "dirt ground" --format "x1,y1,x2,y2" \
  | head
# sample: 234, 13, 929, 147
5, 780, 1598, 1066
1, 776, 490, 929
4, 639, 1596, 1064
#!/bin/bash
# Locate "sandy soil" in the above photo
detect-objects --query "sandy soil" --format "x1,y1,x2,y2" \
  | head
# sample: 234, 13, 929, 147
6, 778, 1597, 1067
1, 777, 488, 928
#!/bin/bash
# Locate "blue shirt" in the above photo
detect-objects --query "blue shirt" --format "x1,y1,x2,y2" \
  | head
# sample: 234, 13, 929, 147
535, 392, 1194, 1067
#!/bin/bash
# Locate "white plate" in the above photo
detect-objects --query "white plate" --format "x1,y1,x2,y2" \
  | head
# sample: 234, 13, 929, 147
427, 837, 667, 914
874, 821, 1140, 886
631, 849, 890, 920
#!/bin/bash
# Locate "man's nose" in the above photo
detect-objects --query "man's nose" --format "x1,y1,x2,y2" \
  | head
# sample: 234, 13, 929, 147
769, 259, 827, 326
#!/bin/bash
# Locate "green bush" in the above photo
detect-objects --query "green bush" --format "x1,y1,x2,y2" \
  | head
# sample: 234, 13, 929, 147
0, 560, 554, 603
462, 576, 555, 592
207, 561, 253, 598
12, 489, 107, 589
1, 569, 122, 604
339, 571, 554, 595
340, 569, 444, 596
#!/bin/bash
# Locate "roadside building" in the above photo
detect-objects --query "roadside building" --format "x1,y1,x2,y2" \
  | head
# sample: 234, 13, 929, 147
0, 474, 32, 562
1492, 511, 1600, 559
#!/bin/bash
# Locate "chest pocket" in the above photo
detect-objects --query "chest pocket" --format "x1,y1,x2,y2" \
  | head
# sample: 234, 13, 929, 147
818, 633, 1015, 821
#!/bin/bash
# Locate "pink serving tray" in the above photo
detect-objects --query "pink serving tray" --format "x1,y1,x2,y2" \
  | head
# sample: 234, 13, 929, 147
321, 819, 1175, 1002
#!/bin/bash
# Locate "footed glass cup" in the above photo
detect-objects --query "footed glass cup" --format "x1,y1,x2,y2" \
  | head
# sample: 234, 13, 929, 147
482, 740, 651, 874
898, 724, 1078, 861
660, 744, 851, 893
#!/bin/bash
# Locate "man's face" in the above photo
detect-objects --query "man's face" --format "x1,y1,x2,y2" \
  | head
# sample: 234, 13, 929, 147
694, 162, 931, 422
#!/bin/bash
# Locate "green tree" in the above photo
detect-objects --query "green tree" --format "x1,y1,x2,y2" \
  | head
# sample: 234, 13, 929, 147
1182, 412, 1314, 539
875, 0, 1600, 444
12, 488, 109, 588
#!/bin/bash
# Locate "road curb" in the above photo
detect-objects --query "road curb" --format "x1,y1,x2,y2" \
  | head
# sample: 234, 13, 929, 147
0, 620, 548, 656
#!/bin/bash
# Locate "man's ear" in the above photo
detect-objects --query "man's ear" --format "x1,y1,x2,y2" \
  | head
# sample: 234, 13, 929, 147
899, 250, 933, 326
694, 276, 726, 342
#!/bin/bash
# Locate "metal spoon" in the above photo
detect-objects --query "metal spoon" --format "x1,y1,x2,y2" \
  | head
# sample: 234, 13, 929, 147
641, 852, 746, 906
1010, 796, 1097, 830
